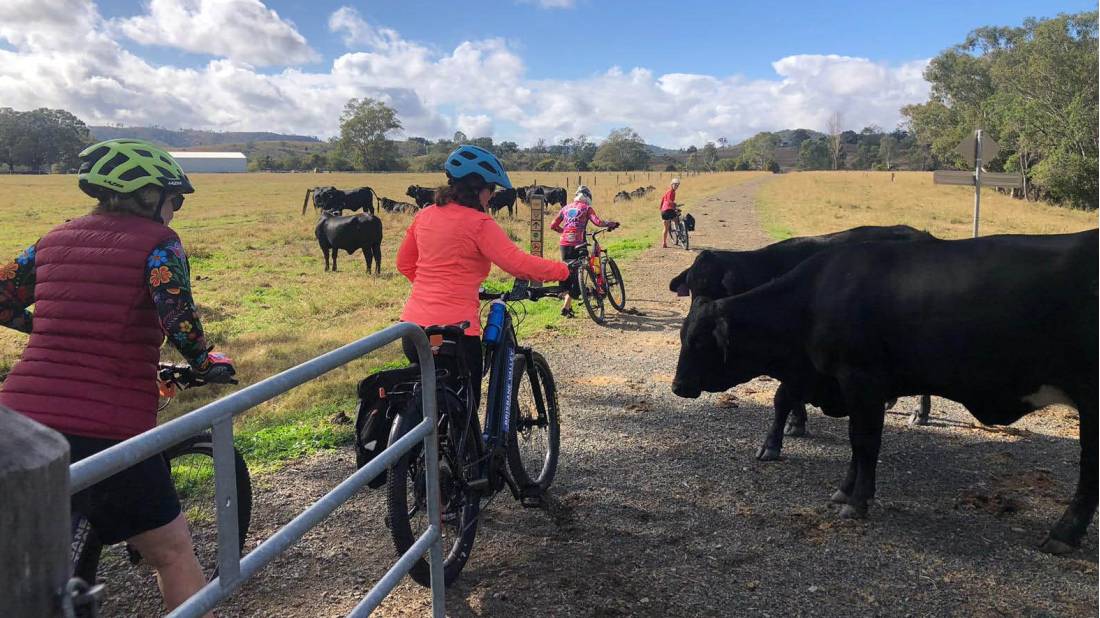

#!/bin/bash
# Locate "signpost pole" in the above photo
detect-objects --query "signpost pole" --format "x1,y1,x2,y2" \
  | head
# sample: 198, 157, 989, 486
529, 194, 545, 258
972, 129, 982, 238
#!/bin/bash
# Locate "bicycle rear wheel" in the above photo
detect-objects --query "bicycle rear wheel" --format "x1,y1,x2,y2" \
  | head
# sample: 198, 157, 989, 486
164, 434, 253, 579
386, 393, 481, 587
604, 257, 627, 312
507, 350, 561, 490
73, 434, 253, 584
577, 264, 606, 324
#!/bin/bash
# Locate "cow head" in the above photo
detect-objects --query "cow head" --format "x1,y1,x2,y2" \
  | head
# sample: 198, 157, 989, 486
405, 185, 417, 199
668, 251, 737, 299
672, 295, 768, 399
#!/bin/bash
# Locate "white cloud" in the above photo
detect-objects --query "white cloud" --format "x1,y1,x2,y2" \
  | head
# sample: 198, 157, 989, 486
0, 2, 931, 147
112, 0, 318, 66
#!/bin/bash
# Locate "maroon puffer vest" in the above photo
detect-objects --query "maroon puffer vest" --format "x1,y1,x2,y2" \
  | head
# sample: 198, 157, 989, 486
0, 214, 178, 439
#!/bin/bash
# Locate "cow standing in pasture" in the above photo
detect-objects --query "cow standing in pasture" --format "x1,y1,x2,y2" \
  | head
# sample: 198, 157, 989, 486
668, 225, 934, 460
315, 209, 383, 274
518, 185, 567, 209
406, 185, 435, 208
672, 229, 1098, 554
614, 191, 631, 203
488, 188, 517, 217
302, 186, 375, 215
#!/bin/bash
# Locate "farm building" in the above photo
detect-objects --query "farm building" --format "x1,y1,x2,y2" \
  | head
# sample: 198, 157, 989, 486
168, 151, 247, 173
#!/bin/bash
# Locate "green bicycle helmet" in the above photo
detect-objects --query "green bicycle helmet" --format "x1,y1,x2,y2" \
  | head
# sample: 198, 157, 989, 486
78, 139, 194, 199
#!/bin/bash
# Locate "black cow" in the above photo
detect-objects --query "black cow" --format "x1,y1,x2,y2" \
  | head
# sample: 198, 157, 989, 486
315, 209, 383, 274
629, 187, 647, 199
519, 185, 567, 208
302, 186, 374, 215
488, 188, 517, 217
668, 225, 934, 460
672, 230, 1098, 554
379, 196, 418, 214
406, 185, 435, 208
613, 191, 631, 202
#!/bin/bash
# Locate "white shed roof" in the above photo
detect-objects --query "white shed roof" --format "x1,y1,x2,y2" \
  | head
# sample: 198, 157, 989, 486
169, 151, 247, 159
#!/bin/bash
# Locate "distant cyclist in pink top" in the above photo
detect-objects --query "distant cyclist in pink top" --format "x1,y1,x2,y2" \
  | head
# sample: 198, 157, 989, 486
397, 145, 569, 404
660, 177, 680, 248
550, 185, 618, 317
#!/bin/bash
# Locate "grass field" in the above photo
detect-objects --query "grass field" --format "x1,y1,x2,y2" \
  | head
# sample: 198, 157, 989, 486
0, 170, 763, 471
756, 171, 1096, 240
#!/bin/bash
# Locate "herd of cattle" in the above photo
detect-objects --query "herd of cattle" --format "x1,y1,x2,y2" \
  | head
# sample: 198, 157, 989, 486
302, 182, 629, 274
614, 185, 657, 202
669, 225, 1098, 555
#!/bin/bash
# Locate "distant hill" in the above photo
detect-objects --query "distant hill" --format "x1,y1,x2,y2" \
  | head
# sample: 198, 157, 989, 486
89, 125, 321, 148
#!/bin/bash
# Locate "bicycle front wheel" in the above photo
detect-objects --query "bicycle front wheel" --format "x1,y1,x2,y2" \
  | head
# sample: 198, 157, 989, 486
604, 257, 627, 312
386, 396, 481, 588
577, 264, 606, 324
164, 434, 253, 580
507, 350, 561, 490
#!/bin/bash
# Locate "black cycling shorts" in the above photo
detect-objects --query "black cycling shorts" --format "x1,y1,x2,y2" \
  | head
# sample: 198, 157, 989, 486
68, 433, 182, 545
661, 209, 678, 221
560, 245, 586, 296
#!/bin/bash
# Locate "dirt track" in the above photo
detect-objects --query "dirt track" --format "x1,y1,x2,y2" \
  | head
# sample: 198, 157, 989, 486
100, 177, 1097, 617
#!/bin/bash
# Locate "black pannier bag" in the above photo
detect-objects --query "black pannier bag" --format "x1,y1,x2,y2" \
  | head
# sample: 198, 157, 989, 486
684, 213, 696, 232
354, 364, 422, 488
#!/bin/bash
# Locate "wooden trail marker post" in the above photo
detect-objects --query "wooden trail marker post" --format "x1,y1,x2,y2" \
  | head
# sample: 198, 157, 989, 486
529, 193, 545, 258
933, 130, 1021, 238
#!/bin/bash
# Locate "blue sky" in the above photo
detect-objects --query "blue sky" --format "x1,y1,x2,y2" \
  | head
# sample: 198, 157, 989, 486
2, 0, 1094, 146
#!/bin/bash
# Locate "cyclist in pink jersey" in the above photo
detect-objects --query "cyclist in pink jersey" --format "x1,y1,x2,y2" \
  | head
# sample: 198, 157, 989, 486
550, 186, 619, 317
660, 177, 680, 248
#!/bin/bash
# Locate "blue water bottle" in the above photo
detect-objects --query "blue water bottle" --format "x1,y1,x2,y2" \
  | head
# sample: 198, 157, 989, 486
483, 300, 507, 345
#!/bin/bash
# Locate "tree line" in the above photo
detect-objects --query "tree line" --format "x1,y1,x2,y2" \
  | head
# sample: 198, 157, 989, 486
0, 108, 92, 173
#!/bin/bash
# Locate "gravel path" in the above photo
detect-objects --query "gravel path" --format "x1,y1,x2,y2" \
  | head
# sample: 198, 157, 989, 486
100, 177, 1096, 617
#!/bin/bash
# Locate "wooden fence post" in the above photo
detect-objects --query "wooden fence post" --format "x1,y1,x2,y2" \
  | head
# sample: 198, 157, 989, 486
1, 405, 71, 616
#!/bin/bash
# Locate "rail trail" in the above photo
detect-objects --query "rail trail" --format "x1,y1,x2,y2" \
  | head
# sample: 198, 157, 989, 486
100, 176, 1096, 617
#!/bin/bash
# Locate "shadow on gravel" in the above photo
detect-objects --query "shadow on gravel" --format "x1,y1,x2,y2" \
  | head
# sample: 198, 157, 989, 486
604, 306, 683, 332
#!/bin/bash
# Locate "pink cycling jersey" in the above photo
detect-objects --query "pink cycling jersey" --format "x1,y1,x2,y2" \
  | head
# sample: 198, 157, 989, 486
550, 201, 607, 247
660, 188, 677, 212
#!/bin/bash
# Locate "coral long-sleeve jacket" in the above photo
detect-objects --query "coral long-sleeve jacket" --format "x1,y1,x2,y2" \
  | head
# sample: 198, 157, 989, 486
397, 203, 570, 336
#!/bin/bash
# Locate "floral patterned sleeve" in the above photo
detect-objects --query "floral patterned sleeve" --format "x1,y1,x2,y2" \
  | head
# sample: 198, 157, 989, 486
146, 240, 211, 369
0, 244, 37, 334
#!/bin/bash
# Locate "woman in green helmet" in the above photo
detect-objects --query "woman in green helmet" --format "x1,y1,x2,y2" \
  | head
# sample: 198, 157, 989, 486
0, 139, 234, 614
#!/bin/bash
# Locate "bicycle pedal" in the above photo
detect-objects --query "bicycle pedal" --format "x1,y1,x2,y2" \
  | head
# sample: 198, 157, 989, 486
467, 478, 491, 494
520, 494, 544, 508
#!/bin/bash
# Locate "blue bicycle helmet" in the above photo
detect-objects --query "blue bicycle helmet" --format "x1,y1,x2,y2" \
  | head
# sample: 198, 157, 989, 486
444, 145, 512, 189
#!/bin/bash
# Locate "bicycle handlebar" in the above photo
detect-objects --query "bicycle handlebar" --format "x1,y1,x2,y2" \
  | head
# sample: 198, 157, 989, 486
478, 279, 565, 302
158, 363, 239, 389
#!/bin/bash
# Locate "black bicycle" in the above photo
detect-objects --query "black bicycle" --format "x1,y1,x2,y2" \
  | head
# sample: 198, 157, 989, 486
385, 279, 562, 587
575, 228, 627, 324
71, 364, 252, 586
670, 208, 690, 250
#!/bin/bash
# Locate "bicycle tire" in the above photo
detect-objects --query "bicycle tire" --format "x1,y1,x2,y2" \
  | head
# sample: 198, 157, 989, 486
386, 393, 481, 587
72, 433, 253, 584
577, 264, 606, 324
604, 257, 627, 312
506, 350, 560, 490
681, 225, 690, 251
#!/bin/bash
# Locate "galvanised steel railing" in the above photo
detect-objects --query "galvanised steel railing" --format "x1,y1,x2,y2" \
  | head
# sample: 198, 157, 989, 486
69, 322, 445, 617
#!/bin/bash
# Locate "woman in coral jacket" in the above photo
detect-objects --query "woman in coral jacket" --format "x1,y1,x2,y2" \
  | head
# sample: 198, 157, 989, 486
396, 145, 570, 404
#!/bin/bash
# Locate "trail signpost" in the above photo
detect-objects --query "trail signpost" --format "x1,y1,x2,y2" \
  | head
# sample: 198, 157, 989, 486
934, 130, 1023, 238
529, 193, 545, 257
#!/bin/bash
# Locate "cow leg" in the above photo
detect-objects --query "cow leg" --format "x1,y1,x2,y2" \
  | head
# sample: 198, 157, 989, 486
909, 395, 932, 426
331, 250, 338, 272
1042, 393, 1097, 554
363, 249, 371, 273
784, 401, 809, 437
757, 383, 800, 461
322, 246, 331, 271
834, 407, 885, 519
373, 245, 382, 274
